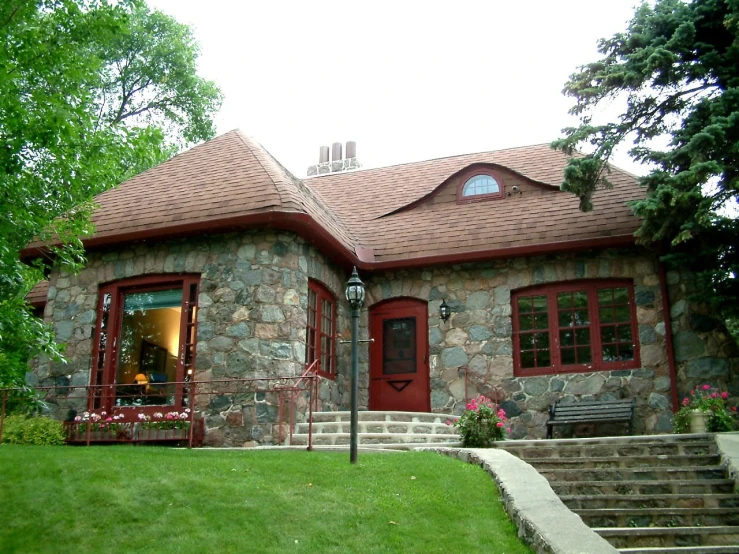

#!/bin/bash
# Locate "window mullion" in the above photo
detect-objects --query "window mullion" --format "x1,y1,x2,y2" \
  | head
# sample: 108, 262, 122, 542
589, 287, 602, 371
547, 292, 559, 374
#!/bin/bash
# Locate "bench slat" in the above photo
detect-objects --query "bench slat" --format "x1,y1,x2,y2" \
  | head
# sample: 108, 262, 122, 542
549, 416, 632, 424
551, 410, 631, 419
546, 398, 634, 439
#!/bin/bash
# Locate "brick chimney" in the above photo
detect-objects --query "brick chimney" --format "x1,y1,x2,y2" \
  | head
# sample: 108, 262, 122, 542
307, 141, 361, 176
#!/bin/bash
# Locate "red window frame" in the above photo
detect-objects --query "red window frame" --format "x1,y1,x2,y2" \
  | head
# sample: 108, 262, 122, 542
90, 274, 200, 413
456, 167, 505, 204
306, 280, 336, 379
512, 280, 640, 376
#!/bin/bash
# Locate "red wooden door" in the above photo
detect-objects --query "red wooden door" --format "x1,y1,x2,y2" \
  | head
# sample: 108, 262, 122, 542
369, 299, 429, 412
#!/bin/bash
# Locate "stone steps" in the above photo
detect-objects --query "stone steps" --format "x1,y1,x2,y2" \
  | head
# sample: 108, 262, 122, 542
526, 454, 721, 469
561, 493, 739, 510
551, 479, 736, 496
593, 526, 739, 549
495, 434, 739, 553
289, 432, 460, 446
536, 466, 726, 483
577, 507, 739, 529
619, 547, 739, 554
499, 436, 717, 459
288, 410, 460, 448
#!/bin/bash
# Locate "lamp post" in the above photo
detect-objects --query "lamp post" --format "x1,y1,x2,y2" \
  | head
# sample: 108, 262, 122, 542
344, 266, 365, 464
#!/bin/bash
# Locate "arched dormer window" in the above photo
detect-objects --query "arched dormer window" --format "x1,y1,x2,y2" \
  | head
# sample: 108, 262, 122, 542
456, 168, 505, 203
463, 175, 499, 196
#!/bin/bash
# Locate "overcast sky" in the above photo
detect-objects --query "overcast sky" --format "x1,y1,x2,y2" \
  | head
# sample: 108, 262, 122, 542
148, 0, 644, 178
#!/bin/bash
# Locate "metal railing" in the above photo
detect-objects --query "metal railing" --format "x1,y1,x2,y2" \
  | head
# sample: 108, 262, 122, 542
1, 368, 322, 449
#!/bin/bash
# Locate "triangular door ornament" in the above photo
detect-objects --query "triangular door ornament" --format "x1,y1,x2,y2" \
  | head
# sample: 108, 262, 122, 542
388, 380, 411, 392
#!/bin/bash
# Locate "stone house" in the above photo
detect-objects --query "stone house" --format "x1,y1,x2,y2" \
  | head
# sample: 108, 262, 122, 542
25, 130, 738, 444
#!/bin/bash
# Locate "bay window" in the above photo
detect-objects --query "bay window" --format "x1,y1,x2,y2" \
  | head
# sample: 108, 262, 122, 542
90, 275, 199, 411
306, 280, 336, 378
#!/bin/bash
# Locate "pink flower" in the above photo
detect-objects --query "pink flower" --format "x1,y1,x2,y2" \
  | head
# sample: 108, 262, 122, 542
722, 392, 729, 400
106, 417, 113, 422
74, 415, 82, 422
703, 384, 711, 390
445, 420, 451, 426
682, 397, 690, 406
506, 427, 511, 433
496, 422, 504, 428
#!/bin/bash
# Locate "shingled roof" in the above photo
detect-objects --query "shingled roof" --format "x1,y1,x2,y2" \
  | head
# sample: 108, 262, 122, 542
82, 130, 357, 256
23, 130, 643, 273
308, 144, 642, 266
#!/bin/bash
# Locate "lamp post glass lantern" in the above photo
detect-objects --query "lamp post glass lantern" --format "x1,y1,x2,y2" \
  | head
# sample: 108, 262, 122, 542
345, 268, 365, 310
344, 267, 365, 464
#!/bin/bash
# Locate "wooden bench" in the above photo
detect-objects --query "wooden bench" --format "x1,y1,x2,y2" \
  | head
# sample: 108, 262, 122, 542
546, 398, 635, 439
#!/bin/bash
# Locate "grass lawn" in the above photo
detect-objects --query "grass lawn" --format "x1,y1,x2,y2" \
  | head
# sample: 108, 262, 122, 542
0, 446, 531, 554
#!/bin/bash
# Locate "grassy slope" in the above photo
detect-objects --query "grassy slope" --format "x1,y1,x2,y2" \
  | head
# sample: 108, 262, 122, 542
0, 447, 531, 554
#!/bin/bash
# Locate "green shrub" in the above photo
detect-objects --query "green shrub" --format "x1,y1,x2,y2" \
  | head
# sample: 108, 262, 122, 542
2, 415, 66, 445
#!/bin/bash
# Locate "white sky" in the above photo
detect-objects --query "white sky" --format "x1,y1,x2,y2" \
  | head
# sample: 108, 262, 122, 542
148, 0, 644, 178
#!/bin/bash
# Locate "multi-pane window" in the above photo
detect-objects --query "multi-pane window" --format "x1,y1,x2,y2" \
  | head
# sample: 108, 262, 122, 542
306, 280, 336, 378
91, 275, 199, 411
462, 175, 500, 197
457, 169, 505, 203
513, 281, 639, 375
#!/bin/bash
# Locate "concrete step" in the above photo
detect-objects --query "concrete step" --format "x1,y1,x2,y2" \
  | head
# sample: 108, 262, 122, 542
561, 494, 739, 511
289, 432, 460, 447
618, 544, 739, 553
308, 410, 460, 424
525, 455, 721, 470
594, 526, 739, 549
576, 508, 739, 529
537, 466, 727, 483
288, 410, 460, 447
294, 420, 456, 435
550, 479, 736, 497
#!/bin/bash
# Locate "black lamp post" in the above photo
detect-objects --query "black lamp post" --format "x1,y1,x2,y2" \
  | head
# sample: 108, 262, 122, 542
345, 266, 365, 464
439, 300, 451, 323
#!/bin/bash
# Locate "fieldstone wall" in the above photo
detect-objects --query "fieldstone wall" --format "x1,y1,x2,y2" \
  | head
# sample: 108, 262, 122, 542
31, 235, 738, 444
361, 248, 717, 438
665, 269, 739, 402
32, 230, 348, 446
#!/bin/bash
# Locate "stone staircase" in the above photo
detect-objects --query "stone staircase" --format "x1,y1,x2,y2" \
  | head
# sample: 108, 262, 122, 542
288, 410, 461, 449
496, 434, 739, 554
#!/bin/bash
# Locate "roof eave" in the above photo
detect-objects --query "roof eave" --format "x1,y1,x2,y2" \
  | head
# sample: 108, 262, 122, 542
361, 234, 639, 272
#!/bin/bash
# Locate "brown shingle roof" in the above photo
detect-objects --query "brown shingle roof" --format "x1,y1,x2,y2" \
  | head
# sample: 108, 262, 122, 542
23, 132, 643, 282
87, 130, 357, 254
307, 144, 642, 263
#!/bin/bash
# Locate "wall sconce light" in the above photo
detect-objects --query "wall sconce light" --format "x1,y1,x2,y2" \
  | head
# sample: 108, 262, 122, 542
439, 300, 451, 323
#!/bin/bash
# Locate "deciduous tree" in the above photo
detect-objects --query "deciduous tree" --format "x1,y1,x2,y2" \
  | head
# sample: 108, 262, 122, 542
0, 0, 222, 386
